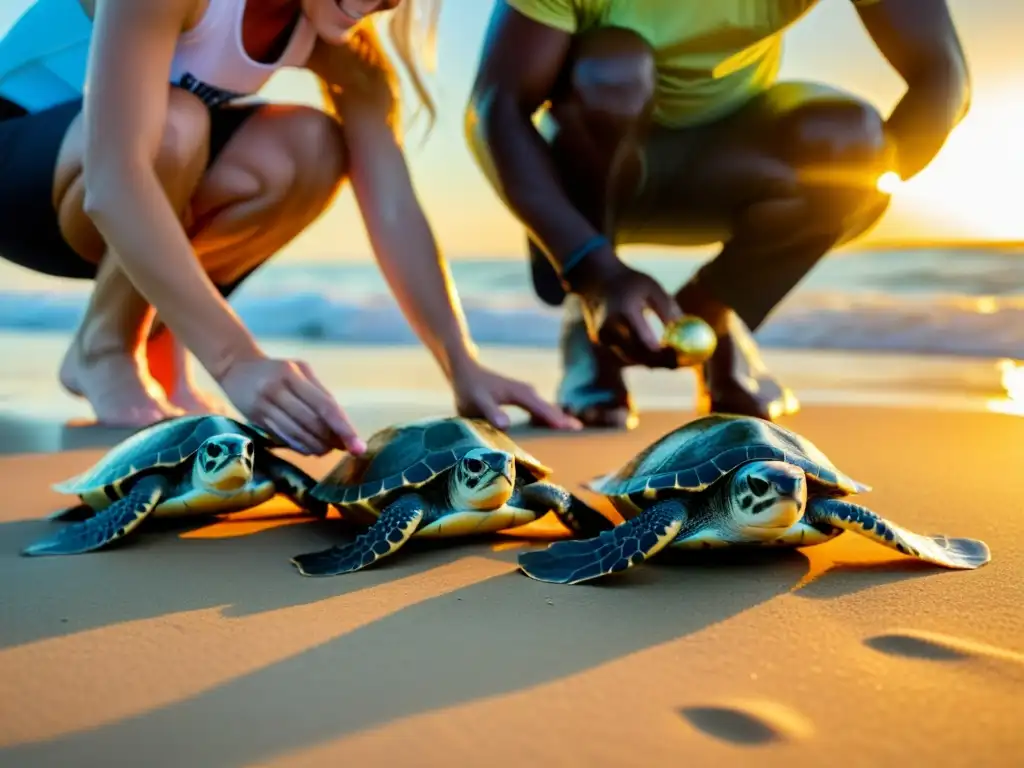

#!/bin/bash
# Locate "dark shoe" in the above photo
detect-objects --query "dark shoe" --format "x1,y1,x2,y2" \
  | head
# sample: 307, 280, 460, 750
696, 312, 799, 421
542, 297, 638, 429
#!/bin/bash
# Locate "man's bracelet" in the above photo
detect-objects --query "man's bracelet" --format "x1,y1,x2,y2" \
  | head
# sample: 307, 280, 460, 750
559, 234, 611, 285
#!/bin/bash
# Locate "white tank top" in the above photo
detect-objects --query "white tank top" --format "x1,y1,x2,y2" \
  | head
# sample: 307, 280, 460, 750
0, 0, 318, 112
170, 0, 318, 107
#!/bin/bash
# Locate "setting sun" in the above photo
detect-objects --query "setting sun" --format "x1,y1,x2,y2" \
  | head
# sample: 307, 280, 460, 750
885, 89, 1024, 241
876, 171, 902, 195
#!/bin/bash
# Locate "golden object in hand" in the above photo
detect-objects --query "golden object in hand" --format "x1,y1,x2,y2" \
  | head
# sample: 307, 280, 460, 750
662, 315, 718, 367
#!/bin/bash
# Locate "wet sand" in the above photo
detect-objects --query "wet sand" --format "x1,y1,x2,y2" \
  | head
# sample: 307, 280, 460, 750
0, 395, 1021, 766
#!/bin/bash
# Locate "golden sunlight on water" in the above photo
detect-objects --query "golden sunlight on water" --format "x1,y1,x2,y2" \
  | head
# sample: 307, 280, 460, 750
986, 359, 1024, 416
975, 297, 998, 315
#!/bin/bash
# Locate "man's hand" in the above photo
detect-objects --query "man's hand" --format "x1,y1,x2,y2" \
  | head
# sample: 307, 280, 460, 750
568, 249, 684, 369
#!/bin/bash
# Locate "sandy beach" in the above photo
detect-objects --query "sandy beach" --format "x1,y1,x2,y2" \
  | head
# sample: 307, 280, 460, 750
0, 336, 1022, 767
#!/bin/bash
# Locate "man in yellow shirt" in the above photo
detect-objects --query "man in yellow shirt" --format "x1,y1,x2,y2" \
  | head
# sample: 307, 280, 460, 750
465, 0, 970, 428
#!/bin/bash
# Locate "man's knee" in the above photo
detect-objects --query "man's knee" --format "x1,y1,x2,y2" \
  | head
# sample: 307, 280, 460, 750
775, 94, 892, 231
782, 96, 887, 166
775, 94, 891, 198
566, 28, 656, 125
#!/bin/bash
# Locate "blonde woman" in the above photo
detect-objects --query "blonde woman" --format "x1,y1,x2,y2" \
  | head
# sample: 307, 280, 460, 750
0, 0, 579, 455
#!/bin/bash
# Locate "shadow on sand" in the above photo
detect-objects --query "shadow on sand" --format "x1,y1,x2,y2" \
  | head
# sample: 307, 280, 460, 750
0, 408, 997, 764
0, 529, 952, 767
0, 512, 452, 650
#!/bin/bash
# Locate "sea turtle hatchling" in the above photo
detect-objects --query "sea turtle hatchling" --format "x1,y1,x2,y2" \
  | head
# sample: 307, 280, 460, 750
517, 414, 991, 584
21, 414, 329, 557
291, 416, 614, 577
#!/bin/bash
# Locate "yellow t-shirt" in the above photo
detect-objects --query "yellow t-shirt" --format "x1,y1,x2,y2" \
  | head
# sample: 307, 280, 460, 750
503, 0, 880, 128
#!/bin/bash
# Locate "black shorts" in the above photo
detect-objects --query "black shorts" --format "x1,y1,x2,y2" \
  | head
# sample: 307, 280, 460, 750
0, 93, 262, 297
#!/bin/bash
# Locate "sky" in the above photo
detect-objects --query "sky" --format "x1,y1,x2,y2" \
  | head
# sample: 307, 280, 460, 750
2, 0, 1022, 264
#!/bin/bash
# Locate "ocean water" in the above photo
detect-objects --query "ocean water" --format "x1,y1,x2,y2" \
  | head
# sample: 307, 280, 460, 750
3, 245, 1024, 359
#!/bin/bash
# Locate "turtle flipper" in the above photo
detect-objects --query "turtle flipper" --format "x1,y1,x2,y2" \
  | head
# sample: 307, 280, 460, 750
291, 493, 426, 577
517, 499, 688, 584
261, 451, 330, 517
805, 498, 991, 570
22, 475, 169, 557
48, 502, 97, 522
514, 481, 615, 537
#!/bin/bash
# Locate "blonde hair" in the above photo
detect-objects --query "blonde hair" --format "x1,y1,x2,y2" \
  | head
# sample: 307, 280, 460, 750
384, 0, 441, 136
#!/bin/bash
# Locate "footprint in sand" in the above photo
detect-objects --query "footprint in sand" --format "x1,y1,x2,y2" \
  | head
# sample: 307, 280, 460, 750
679, 701, 814, 746
865, 630, 1024, 666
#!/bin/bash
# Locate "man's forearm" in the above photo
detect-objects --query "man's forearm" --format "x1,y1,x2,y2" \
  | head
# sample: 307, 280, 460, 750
886, 63, 971, 180
465, 88, 612, 274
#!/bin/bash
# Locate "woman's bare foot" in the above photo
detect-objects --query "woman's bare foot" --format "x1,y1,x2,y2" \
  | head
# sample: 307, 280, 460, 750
59, 343, 183, 428
146, 328, 233, 416
165, 379, 233, 416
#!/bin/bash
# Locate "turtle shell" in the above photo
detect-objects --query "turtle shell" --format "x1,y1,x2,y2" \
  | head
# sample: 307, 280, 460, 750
588, 414, 870, 512
312, 416, 550, 508
52, 415, 280, 496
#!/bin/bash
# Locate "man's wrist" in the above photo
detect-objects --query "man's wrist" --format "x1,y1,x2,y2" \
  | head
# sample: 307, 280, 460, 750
557, 236, 626, 294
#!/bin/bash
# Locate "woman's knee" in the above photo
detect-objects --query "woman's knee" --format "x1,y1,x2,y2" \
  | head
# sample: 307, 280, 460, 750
54, 88, 212, 262
566, 28, 656, 125
154, 89, 213, 191
280, 107, 349, 202
205, 106, 347, 208
188, 106, 349, 267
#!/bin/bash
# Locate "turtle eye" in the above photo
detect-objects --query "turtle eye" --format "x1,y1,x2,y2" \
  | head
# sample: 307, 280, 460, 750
464, 458, 484, 474
747, 474, 770, 495
206, 443, 223, 458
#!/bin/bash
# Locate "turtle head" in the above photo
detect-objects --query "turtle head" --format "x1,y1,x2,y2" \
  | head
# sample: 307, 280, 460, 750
450, 448, 516, 510
725, 461, 807, 540
194, 435, 255, 493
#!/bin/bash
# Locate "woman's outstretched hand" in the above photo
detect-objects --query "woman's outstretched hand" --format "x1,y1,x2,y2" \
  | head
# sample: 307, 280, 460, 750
451, 359, 582, 432
217, 356, 366, 456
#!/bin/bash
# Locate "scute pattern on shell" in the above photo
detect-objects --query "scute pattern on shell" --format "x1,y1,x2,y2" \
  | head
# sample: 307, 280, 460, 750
53, 415, 275, 496
314, 417, 550, 507
590, 415, 866, 499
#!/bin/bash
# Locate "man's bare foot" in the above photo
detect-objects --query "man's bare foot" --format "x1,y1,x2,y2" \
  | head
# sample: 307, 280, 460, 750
146, 328, 233, 416
59, 344, 183, 428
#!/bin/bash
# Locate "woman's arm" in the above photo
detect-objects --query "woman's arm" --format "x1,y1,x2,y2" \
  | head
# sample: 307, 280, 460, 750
83, 0, 262, 376
307, 29, 478, 382
79, 0, 362, 454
